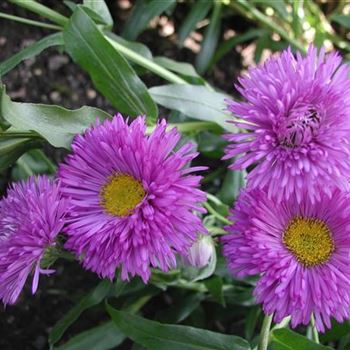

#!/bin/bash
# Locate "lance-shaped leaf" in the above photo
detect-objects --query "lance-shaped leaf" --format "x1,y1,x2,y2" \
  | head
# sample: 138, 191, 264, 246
64, 6, 158, 121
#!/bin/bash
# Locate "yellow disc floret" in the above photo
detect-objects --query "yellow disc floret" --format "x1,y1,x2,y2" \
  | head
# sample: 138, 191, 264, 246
100, 173, 145, 217
283, 217, 334, 267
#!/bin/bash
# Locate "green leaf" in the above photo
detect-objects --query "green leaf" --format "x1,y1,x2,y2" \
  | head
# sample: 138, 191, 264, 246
217, 169, 246, 206
153, 56, 205, 85
211, 29, 263, 68
12, 149, 54, 180
122, 0, 176, 40
204, 276, 225, 306
0, 32, 63, 77
83, 0, 113, 28
64, 0, 76, 12
156, 293, 204, 324
195, 1, 222, 74
177, 0, 213, 46
244, 306, 261, 341
253, 0, 289, 20
148, 84, 235, 132
64, 7, 158, 121
0, 84, 111, 148
270, 328, 334, 350
106, 306, 251, 350
0, 137, 40, 171
197, 131, 226, 159
320, 320, 350, 343
106, 32, 153, 61
49, 280, 112, 346
330, 14, 350, 29
55, 321, 125, 350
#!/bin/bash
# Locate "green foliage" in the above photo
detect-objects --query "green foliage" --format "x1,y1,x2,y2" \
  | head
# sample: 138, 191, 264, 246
106, 305, 251, 350
0, 137, 41, 171
122, 0, 176, 40
0, 84, 110, 148
148, 84, 235, 132
0, 32, 63, 77
49, 280, 113, 346
195, 1, 222, 74
177, 0, 213, 47
270, 328, 334, 350
64, 7, 158, 121
55, 321, 125, 350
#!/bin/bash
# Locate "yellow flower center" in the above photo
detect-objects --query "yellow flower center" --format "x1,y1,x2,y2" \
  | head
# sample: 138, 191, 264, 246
100, 173, 145, 217
283, 217, 334, 267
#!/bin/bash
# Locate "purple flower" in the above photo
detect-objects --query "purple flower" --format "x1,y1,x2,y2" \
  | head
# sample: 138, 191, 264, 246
224, 46, 350, 202
59, 114, 206, 283
222, 187, 350, 332
0, 176, 67, 305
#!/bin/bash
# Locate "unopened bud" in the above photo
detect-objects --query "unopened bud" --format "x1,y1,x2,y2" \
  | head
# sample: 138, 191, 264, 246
186, 235, 215, 268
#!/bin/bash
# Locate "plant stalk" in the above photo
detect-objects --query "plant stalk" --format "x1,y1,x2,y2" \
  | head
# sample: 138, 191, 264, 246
204, 202, 232, 225
107, 37, 187, 85
310, 314, 319, 343
30, 149, 57, 173
9, 0, 68, 27
258, 314, 273, 350
0, 12, 62, 30
230, 0, 306, 53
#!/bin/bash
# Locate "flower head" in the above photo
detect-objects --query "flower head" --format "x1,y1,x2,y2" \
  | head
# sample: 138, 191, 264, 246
222, 188, 350, 332
0, 176, 67, 305
59, 114, 206, 282
224, 46, 350, 202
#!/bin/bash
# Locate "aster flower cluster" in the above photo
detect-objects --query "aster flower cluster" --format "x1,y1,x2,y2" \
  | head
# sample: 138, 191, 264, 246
0, 114, 207, 305
2, 42, 350, 339
222, 46, 350, 331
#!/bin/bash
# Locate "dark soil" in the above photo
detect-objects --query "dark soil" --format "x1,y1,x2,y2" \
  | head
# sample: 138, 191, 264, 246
0, 1, 248, 349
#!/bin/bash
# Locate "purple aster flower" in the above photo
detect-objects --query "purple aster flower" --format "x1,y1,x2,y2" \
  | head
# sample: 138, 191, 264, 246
224, 46, 350, 202
59, 114, 206, 283
0, 176, 67, 305
222, 187, 350, 332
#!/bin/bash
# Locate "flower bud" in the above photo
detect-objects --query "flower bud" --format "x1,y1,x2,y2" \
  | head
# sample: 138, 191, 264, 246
186, 235, 215, 268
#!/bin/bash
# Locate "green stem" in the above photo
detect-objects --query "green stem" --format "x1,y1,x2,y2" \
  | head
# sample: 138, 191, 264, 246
0, 131, 41, 139
204, 202, 232, 225
147, 121, 221, 134
305, 0, 350, 52
310, 314, 319, 343
9, 0, 68, 27
172, 279, 208, 293
207, 192, 226, 206
0, 11, 62, 30
292, 0, 304, 39
16, 157, 34, 177
10, 0, 192, 84
107, 37, 187, 84
208, 226, 227, 236
30, 149, 57, 173
272, 316, 291, 330
258, 314, 273, 350
230, 0, 306, 53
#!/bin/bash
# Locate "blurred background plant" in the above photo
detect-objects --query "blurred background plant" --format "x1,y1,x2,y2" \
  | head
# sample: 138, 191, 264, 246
0, 0, 350, 350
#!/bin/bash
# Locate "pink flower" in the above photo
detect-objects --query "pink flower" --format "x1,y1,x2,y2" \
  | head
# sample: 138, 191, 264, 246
59, 114, 207, 282
224, 46, 350, 203
222, 187, 350, 332
0, 176, 67, 305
